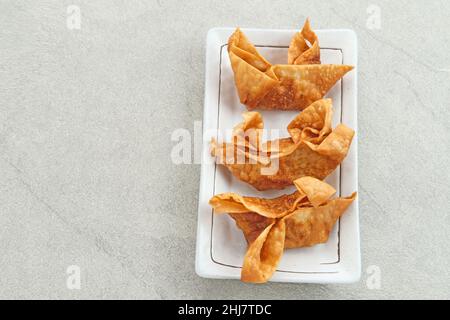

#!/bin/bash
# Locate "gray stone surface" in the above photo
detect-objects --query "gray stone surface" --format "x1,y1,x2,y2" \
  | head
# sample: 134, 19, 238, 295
0, 0, 449, 299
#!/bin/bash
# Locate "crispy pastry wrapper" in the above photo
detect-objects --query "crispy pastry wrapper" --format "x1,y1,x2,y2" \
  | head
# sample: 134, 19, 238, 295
288, 18, 321, 65
241, 219, 286, 283
228, 20, 353, 110
211, 99, 354, 191
209, 177, 357, 283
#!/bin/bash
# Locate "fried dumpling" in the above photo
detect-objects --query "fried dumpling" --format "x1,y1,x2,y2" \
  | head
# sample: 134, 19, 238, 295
209, 177, 357, 283
211, 99, 354, 191
227, 19, 353, 110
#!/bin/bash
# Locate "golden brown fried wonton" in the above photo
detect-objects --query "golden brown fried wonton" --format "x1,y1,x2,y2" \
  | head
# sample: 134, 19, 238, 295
209, 177, 357, 283
227, 19, 353, 110
211, 99, 354, 191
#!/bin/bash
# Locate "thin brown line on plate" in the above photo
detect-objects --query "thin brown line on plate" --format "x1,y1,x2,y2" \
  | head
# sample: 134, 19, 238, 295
210, 43, 346, 273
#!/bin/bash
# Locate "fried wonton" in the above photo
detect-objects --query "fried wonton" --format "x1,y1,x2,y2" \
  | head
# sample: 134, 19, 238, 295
209, 177, 357, 283
211, 99, 354, 191
228, 19, 353, 110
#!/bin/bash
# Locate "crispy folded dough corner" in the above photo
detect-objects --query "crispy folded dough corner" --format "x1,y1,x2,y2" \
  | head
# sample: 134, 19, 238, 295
288, 18, 321, 65
241, 219, 285, 284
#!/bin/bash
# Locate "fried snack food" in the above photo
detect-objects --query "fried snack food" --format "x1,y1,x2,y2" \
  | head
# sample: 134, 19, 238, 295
211, 99, 354, 191
209, 177, 357, 283
227, 19, 353, 110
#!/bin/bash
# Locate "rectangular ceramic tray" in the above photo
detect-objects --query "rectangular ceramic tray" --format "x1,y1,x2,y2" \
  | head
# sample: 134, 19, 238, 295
195, 27, 359, 283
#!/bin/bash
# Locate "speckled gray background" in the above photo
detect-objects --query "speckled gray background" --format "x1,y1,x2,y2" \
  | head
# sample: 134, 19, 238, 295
0, 0, 449, 299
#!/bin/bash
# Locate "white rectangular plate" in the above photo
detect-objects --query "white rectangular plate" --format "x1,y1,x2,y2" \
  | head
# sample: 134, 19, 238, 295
195, 27, 359, 283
